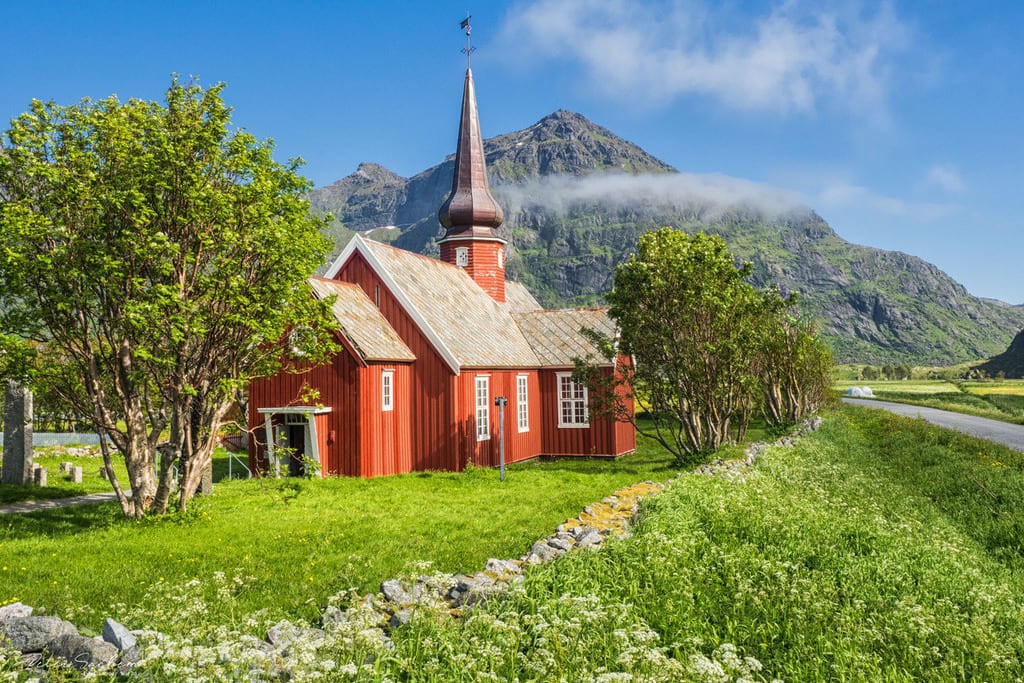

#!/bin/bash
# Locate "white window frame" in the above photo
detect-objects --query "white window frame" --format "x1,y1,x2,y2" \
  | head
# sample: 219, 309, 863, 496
497, 248, 505, 269
556, 372, 589, 428
382, 370, 394, 412
516, 374, 529, 433
455, 247, 469, 267
475, 375, 490, 441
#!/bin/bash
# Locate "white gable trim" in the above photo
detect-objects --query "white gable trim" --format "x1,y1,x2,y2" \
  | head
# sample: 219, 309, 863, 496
324, 235, 462, 376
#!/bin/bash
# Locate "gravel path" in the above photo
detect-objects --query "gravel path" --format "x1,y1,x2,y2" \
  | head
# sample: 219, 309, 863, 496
842, 397, 1024, 451
0, 491, 122, 515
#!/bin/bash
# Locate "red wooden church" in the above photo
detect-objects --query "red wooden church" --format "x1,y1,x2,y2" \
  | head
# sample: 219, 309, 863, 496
248, 67, 635, 477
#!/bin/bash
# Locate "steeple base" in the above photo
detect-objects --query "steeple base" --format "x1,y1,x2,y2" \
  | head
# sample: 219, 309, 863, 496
440, 237, 507, 303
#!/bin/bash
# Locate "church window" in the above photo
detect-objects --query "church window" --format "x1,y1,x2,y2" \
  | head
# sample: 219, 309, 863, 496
557, 372, 589, 428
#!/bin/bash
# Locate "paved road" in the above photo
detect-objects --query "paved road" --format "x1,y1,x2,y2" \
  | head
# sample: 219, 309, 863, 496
0, 491, 121, 516
843, 398, 1024, 451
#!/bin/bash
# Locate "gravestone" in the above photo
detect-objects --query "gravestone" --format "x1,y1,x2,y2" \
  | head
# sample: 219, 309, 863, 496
2, 381, 33, 485
70, 466, 83, 484
199, 462, 213, 495
33, 466, 47, 487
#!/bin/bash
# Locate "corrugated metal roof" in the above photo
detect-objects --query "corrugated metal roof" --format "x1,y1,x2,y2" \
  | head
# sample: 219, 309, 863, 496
310, 277, 416, 362
513, 308, 617, 367
361, 240, 541, 368
503, 281, 543, 312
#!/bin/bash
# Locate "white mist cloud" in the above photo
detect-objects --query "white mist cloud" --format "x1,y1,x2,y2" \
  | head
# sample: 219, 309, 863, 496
924, 163, 966, 193
500, 0, 909, 118
496, 172, 804, 219
817, 180, 956, 220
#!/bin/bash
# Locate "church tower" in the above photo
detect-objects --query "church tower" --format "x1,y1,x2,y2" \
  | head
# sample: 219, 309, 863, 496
437, 66, 507, 302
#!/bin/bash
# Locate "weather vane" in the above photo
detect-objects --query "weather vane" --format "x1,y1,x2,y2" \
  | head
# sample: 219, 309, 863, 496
460, 13, 475, 67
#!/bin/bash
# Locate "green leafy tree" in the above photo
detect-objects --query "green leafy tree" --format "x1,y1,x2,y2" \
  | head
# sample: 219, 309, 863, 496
861, 365, 879, 381
0, 80, 337, 516
758, 309, 833, 426
579, 229, 766, 461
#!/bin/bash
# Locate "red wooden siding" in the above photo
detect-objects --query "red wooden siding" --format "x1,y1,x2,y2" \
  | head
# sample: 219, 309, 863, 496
336, 253, 459, 471
248, 350, 361, 476
439, 239, 506, 302
613, 359, 637, 456
539, 368, 633, 457
454, 370, 543, 468
358, 364, 412, 477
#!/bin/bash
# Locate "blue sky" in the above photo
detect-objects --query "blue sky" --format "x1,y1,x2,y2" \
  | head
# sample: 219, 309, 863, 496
3, 1, 1022, 303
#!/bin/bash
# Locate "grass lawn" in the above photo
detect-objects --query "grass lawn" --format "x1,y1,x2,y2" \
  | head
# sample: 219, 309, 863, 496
0, 430, 686, 631
0, 447, 247, 505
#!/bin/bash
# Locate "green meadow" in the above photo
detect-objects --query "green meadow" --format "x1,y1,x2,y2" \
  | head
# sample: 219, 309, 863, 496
2, 407, 1024, 680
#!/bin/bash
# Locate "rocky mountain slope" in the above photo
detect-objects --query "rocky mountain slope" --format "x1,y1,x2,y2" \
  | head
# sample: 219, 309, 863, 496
978, 329, 1024, 378
310, 110, 1024, 365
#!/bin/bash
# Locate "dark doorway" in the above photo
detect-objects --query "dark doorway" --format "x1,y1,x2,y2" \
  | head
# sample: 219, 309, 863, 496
286, 423, 306, 477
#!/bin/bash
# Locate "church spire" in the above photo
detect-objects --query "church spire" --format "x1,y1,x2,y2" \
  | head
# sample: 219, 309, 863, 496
437, 67, 505, 238
437, 18, 507, 302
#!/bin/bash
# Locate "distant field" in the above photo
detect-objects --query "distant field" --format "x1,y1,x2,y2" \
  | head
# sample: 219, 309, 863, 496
834, 378, 1024, 424
963, 381, 1024, 396
834, 379, 960, 395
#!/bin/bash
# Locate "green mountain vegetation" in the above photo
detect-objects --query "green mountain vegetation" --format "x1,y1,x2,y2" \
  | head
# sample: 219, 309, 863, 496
310, 110, 1024, 365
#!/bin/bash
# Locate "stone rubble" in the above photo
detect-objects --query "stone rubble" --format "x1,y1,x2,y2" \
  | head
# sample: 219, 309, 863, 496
0, 417, 824, 676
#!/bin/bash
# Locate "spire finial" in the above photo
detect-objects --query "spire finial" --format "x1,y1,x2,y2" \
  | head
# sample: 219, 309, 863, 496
459, 13, 475, 68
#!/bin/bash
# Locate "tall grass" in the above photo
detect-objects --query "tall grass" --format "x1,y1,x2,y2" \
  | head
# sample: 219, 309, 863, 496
368, 407, 1024, 680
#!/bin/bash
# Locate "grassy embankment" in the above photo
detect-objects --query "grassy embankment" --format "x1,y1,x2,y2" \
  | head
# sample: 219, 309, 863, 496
835, 378, 1024, 424
3, 407, 1024, 680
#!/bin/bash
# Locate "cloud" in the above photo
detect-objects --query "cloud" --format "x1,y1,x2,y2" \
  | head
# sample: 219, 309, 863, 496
816, 181, 957, 220
924, 163, 966, 193
496, 172, 804, 220
500, 0, 909, 118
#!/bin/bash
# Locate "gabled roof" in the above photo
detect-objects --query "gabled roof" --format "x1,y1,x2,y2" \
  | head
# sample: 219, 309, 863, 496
503, 281, 543, 313
513, 309, 616, 367
325, 236, 540, 372
310, 277, 415, 363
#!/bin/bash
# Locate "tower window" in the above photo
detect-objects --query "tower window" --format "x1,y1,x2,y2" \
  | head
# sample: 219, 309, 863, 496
497, 248, 504, 269
456, 247, 469, 267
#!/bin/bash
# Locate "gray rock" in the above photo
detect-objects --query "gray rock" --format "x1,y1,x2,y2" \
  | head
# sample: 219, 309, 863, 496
266, 621, 324, 649
576, 528, 605, 549
102, 618, 137, 651
447, 574, 498, 607
569, 525, 600, 541
0, 602, 33, 619
0, 616, 77, 653
529, 540, 562, 562
484, 558, 521, 576
547, 535, 574, 552
46, 633, 118, 670
380, 579, 412, 605
388, 609, 412, 629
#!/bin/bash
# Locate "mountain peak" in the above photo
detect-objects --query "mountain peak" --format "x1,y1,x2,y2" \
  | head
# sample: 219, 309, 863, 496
480, 110, 676, 182
353, 162, 404, 183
